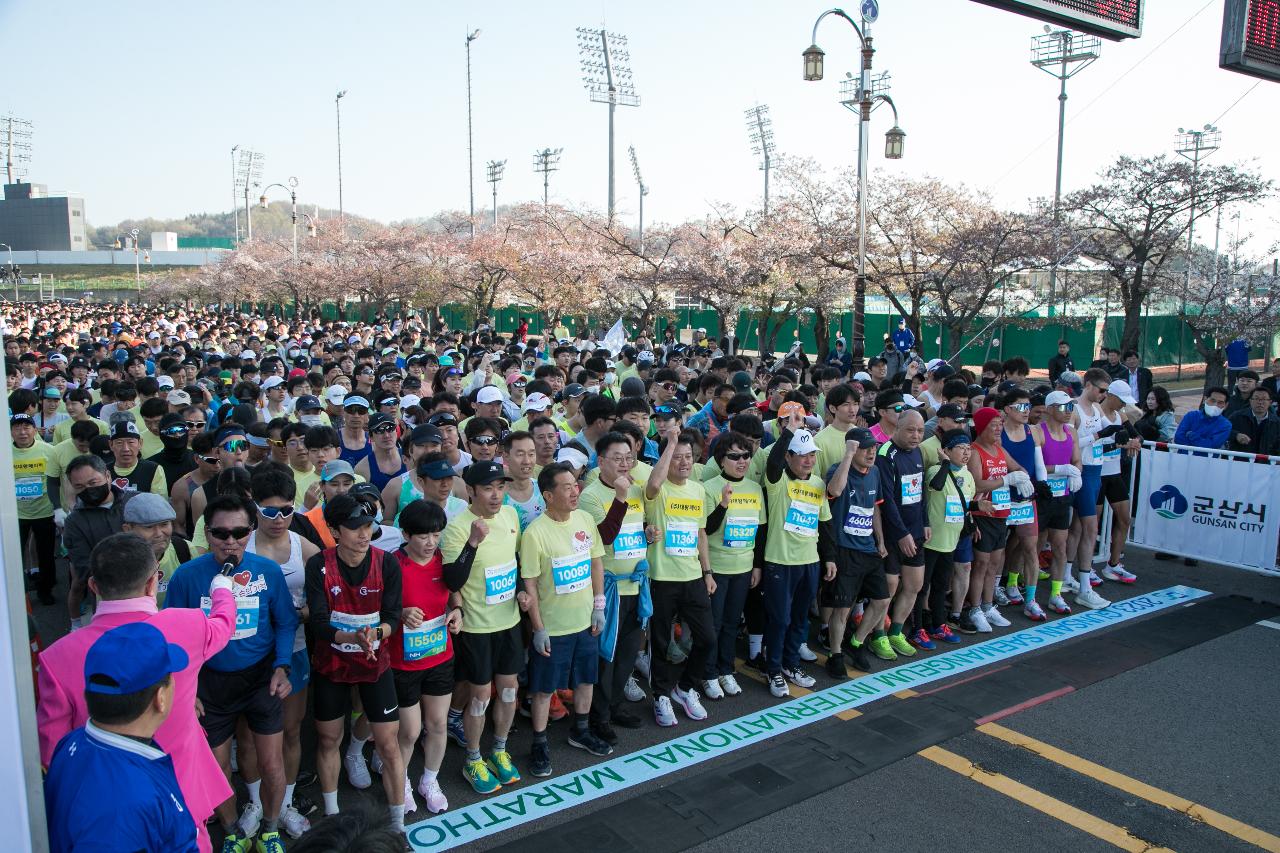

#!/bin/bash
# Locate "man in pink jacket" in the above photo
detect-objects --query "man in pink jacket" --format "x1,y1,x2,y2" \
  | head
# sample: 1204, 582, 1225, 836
38, 530, 236, 853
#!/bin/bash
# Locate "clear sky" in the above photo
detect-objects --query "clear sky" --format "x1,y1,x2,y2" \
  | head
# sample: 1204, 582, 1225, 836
5, 0, 1276, 254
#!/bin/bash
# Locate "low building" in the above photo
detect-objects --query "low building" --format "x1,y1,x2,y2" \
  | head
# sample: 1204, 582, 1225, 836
0, 182, 87, 250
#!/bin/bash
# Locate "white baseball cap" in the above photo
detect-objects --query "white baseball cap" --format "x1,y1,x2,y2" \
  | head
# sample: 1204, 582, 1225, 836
523, 392, 552, 413
261, 376, 285, 391
476, 386, 504, 405
787, 429, 818, 455
1108, 379, 1137, 405
400, 393, 421, 409
1045, 390, 1073, 406
324, 385, 348, 405
156, 375, 174, 390
238, 349, 257, 360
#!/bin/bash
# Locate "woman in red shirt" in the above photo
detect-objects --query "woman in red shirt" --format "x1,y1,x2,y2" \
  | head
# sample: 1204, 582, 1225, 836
391, 499, 462, 815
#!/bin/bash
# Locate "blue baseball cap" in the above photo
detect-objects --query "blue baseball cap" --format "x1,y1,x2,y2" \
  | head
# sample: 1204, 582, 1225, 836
84, 623, 188, 695
419, 458, 457, 480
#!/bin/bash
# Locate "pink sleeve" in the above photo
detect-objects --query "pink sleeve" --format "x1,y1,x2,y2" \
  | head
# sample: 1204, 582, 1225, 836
201, 587, 237, 661
36, 658, 72, 769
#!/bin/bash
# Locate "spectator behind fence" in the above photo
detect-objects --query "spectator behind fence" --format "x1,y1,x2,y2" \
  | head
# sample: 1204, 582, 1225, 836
1228, 387, 1280, 456
1136, 386, 1177, 443
1173, 387, 1231, 450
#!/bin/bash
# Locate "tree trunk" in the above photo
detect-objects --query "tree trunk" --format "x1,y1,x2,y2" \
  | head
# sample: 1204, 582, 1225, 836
813, 306, 831, 362
1199, 343, 1227, 392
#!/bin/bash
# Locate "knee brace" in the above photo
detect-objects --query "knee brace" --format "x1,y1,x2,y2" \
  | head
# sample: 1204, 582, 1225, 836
499, 687, 517, 704
467, 696, 490, 717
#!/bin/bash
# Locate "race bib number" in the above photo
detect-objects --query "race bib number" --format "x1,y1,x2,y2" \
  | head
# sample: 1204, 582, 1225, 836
723, 515, 759, 548
483, 560, 518, 605
330, 610, 380, 654
201, 594, 260, 640
843, 504, 874, 537
1088, 443, 1105, 464
990, 486, 1012, 511
550, 551, 592, 595
784, 480, 823, 537
403, 614, 447, 661
1047, 476, 1068, 498
900, 472, 923, 505
15, 476, 42, 501
1007, 501, 1035, 526
613, 521, 647, 560
944, 494, 965, 524
665, 520, 699, 556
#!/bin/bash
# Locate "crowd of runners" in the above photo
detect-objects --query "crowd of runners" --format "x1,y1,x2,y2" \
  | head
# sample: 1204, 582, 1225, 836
7, 301, 1238, 852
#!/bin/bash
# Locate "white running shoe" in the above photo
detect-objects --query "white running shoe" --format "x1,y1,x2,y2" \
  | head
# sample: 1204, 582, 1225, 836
623, 675, 645, 702
237, 801, 263, 839
798, 643, 818, 662
403, 775, 418, 814
671, 686, 708, 720
418, 776, 449, 814
654, 695, 678, 727
994, 586, 1010, 607
1101, 564, 1137, 583
702, 678, 725, 700
1004, 585, 1025, 606
1023, 601, 1047, 622
984, 606, 1011, 628
768, 673, 790, 698
1061, 574, 1080, 594
968, 606, 993, 633
1075, 588, 1111, 610
1088, 569, 1103, 587
634, 650, 651, 680
719, 674, 743, 696
279, 804, 311, 839
344, 749, 372, 789
1047, 594, 1072, 615
782, 666, 816, 688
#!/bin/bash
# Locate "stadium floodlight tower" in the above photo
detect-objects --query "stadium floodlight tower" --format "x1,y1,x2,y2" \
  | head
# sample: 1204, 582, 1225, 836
628, 145, 649, 253
1, 115, 32, 184
577, 26, 640, 223
745, 104, 777, 215
236, 149, 264, 241
533, 147, 563, 210
486, 159, 507, 226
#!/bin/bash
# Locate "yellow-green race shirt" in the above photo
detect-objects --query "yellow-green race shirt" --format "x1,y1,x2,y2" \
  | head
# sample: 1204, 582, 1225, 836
644, 479, 709, 582
763, 473, 831, 565
578, 478, 645, 595
703, 475, 765, 575
441, 505, 522, 634
519, 509, 605, 636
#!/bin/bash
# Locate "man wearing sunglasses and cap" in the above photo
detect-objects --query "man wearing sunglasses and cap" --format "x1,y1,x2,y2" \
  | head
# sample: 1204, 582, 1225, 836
164, 494, 298, 852
337, 395, 373, 470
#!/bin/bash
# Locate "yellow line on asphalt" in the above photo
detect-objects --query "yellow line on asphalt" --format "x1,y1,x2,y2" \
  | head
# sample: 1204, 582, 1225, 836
734, 659, 863, 719
919, 746, 1175, 853
978, 723, 1280, 852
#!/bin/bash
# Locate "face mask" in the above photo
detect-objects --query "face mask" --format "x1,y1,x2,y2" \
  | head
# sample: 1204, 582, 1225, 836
604, 372, 616, 385
161, 434, 188, 451
80, 483, 110, 506
585, 385, 600, 395
300, 414, 324, 427
374, 506, 384, 525
1203, 404, 1223, 418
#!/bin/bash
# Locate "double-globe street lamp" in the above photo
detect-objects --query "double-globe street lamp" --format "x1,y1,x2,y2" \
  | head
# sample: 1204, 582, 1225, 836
259, 177, 302, 260
803, 5, 905, 369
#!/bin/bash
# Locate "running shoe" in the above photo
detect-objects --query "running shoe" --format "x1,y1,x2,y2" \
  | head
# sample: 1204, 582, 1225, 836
1061, 574, 1080, 594
825, 652, 848, 680
671, 686, 708, 720
847, 641, 874, 672
955, 613, 979, 635
402, 775, 417, 814
446, 713, 466, 748
910, 628, 936, 650
1047, 595, 1072, 615
868, 635, 898, 660
634, 650, 651, 679
745, 653, 768, 674
1088, 569, 1103, 587
254, 832, 286, 853
623, 675, 645, 702
1075, 588, 1111, 610
590, 721, 618, 745
984, 606, 1011, 628
782, 666, 816, 688
1101, 563, 1137, 583
568, 727, 614, 757
798, 643, 818, 662
529, 739, 553, 778
967, 606, 993, 633
548, 692, 569, 721
344, 750, 372, 789
221, 833, 251, 853
1023, 601, 1047, 622
654, 696, 678, 727
817, 626, 832, 653
279, 804, 311, 839
462, 758, 501, 794
419, 777, 449, 814
994, 586, 1010, 607
371, 748, 383, 775
611, 707, 643, 728
237, 802, 262, 839
702, 678, 725, 700
768, 673, 790, 698
719, 674, 743, 696
296, 770, 318, 788
486, 749, 520, 785
1038, 568, 1051, 581
929, 624, 962, 644
1038, 546, 1053, 570
1004, 585, 1025, 606
887, 633, 917, 657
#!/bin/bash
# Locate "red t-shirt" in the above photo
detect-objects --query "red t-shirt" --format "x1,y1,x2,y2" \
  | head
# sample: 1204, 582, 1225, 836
389, 549, 452, 671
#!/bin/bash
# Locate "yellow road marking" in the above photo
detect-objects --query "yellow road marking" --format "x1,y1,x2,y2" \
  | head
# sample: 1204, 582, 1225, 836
979, 723, 1280, 853
919, 746, 1175, 853
734, 658, 862, 719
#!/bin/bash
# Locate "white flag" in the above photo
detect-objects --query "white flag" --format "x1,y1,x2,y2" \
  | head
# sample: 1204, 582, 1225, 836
602, 317, 627, 354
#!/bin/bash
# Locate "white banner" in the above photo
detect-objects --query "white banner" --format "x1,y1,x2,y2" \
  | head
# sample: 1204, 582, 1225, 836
1132, 445, 1280, 572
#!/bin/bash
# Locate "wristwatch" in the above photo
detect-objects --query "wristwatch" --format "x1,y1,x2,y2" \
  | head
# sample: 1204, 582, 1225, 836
375, 626, 385, 641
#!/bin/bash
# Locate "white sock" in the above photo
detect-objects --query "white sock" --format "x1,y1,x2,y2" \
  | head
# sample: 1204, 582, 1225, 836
748, 634, 763, 657
1078, 569, 1092, 587
283, 783, 295, 809
345, 735, 368, 762
420, 768, 437, 785
246, 778, 262, 807
1065, 561, 1073, 575
322, 790, 340, 816
389, 803, 406, 831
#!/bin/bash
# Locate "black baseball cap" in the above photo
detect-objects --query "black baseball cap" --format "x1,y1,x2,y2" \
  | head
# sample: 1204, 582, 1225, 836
409, 424, 443, 446
294, 394, 322, 413
936, 403, 968, 422
844, 427, 877, 449
463, 460, 513, 486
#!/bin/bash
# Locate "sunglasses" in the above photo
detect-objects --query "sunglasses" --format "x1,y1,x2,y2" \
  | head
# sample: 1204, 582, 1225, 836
513, 380, 528, 388
371, 423, 397, 435
724, 451, 752, 461
471, 435, 498, 446
208, 526, 253, 541
654, 405, 678, 416
161, 425, 189, 438
344, 406, 369, 415
1090, 383, 1110, 394
221, 439, 249, 453
889, 404, 905, 413
185, 421, 206, 431
200, 455, 218, 466
1009, 402, 1032, 413
1053, 401, 1076, 412
444, 369, 462, 378
358, 369, 375, 377
659, 382, 678, 392
256, 503, 295, 519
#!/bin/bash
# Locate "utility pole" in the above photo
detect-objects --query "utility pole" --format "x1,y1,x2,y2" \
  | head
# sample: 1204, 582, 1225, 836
466, 29, 481, 237
230, 145, 241, 245
533, 147, 563, 210
335, 90, 347, 226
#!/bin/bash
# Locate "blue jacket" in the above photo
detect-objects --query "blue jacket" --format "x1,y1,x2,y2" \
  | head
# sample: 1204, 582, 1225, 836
46, 723, 198, 852
1173, 409, 1231, 450
164, 551, 297, 672
892, 327, 915, 354
685, 401, 729, 441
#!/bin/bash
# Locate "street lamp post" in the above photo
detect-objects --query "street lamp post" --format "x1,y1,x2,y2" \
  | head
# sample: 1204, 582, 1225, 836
1174, 124, 1221, 379
628, 145, 649, 253
804, 4, 904, 370
335, 90, 348, 227
260, 177, 300, 260
466, 29, 481, 238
